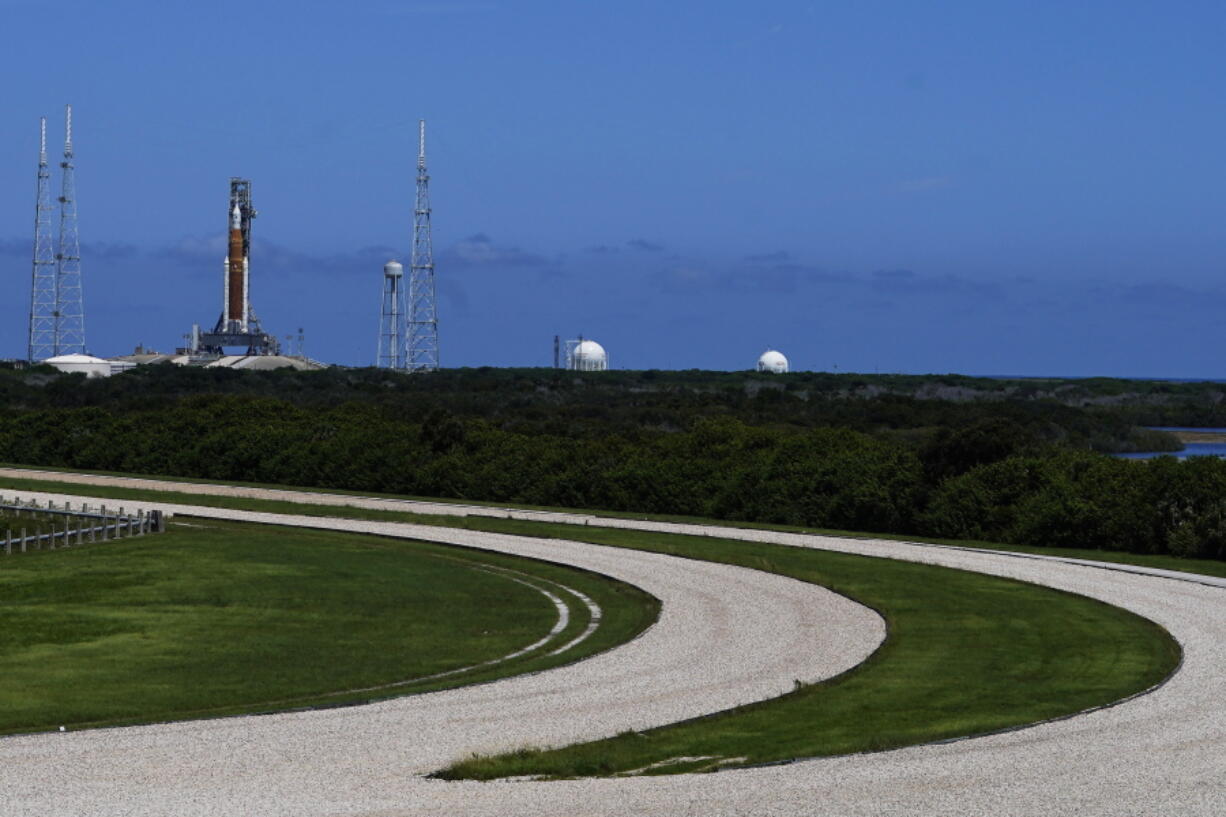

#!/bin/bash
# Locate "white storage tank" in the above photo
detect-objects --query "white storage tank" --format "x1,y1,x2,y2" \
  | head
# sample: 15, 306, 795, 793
43, 353, 112, 378
757, 349, 788, 374
572, 339, 608, 371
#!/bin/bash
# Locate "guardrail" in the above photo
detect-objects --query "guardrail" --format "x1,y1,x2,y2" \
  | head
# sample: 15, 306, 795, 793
0, 496, 164, 556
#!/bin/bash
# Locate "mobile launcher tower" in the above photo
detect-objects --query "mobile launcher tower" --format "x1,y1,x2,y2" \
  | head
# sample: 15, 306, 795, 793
189, 178, 279, 356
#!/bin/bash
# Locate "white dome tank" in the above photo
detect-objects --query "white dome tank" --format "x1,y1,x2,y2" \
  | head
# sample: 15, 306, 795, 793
384, 260, 403, 277
572, 339, 608, 371
757, 349, 788, 373
44, 353, 114, 378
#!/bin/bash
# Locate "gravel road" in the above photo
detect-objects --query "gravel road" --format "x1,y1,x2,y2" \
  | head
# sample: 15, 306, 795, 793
0, 474, 1222, 816
0, 489, 883, 817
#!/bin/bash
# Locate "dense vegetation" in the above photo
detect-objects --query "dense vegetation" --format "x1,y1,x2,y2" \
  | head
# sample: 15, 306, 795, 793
0, 362, 1217, 442
0, 364, 1224, 560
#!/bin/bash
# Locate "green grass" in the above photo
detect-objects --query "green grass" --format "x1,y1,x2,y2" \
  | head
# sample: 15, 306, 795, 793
435, 528, 1181, 779
1, 468, 1225, 580
0, 518, 658, 735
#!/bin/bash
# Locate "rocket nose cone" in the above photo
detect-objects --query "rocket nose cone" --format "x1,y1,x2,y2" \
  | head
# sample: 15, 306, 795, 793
230, 204, 241, 229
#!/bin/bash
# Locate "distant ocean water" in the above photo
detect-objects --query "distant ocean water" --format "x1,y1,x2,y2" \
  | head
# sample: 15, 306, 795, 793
985, 375, 1226, 383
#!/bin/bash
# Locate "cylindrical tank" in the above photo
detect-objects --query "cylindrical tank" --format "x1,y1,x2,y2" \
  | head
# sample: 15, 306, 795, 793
384, 260, 404, 278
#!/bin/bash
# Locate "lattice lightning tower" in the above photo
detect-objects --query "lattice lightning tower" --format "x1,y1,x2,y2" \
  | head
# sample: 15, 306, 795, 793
54, 104, 86, 355
378, 260, 406, 368
406, 119, 439, 372
27, 117, 57, 361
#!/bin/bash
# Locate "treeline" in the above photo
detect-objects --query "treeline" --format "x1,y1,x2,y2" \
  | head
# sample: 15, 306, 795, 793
925, 451, 1226, 559
0, 391, 1221, 561
0, 365, 1192, 452
0, 398, 923, 532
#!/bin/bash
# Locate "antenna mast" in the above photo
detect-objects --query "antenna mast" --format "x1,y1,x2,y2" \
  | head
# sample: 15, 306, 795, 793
406, 119, 439, 372
54, 104, 86, 355
28, 117, 57, 361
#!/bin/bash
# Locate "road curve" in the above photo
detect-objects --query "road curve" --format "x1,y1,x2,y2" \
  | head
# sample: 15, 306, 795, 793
0, 490, 884, 817
0, 477, 1223, 816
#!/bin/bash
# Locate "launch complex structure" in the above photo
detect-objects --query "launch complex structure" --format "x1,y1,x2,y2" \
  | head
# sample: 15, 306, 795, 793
188, 178, 280, 357
22, 110, 442, 371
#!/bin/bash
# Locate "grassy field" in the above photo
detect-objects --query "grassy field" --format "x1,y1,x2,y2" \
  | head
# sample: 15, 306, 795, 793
0, 518, 658, 735
1, 468, 1224, 579
436, 527, 1181, 779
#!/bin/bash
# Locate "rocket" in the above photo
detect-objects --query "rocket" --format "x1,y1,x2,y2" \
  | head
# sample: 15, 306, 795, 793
224, 202, 248, 331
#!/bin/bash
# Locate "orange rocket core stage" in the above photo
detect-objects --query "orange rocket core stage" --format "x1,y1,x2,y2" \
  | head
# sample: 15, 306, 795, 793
227, 227, 244, 323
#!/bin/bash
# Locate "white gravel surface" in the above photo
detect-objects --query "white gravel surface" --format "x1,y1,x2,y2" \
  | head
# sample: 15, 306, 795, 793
0, 474, 1223, 816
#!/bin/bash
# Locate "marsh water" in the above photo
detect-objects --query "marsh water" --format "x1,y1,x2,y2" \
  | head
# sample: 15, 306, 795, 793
1116, 428, 1226, 460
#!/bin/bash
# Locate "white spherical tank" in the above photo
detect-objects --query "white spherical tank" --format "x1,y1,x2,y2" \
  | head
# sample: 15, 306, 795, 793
384, 260, 403, 278
757, 349, 788, 373
572, 339, 608, 371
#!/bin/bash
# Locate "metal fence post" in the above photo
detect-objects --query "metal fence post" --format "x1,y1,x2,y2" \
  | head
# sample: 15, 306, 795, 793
20, 528, 26, 553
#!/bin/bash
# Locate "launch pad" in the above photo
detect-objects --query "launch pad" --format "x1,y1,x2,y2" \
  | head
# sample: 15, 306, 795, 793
189, 178, 280, 357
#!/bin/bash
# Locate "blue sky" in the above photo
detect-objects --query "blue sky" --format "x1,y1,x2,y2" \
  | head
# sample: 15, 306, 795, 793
3, 0, 1226, 375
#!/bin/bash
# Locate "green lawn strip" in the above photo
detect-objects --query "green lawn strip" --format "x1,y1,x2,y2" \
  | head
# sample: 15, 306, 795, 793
1, 471, 1225, 580
0, 519, 657, 735
434, 530, 1181, 779
905, 538, 1226, 580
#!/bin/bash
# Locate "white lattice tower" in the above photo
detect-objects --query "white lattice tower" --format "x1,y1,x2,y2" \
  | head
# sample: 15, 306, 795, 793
54, 104, 86, 355
28, 117, 57, 361
407, 119, 439, 372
